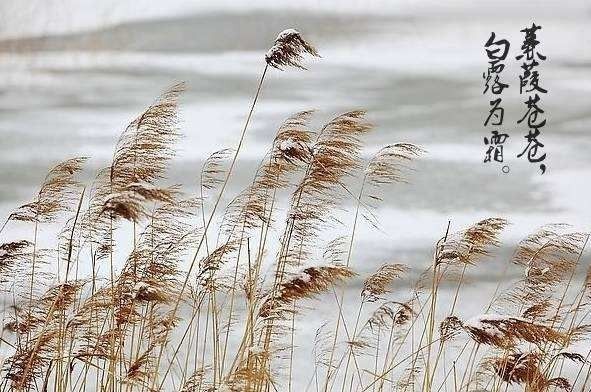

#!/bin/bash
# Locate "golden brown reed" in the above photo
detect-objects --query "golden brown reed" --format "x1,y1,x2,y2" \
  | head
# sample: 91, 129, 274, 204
362, 264, 408, 302
488, 351, 574, 391
259, 264, 356, 319
1, 29, 590, 392
4, 157, 87, 225
436, 217, 508, 267
440, 314, 565, 348
265, 29, 320, 70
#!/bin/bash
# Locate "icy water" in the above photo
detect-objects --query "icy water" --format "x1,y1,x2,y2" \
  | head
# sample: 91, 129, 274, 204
0, 1, 590, 389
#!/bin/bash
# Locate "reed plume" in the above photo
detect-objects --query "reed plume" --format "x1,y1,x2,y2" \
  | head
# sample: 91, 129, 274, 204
3, 157, 86, 227
362, 143, 424, 226
362, 264, 408, 302
489, 351, 574, 391
102, 83, 183, 222
436, 217, 508, 266
265, 29, 319, 70
259, 265, 355, 318
441, 314, 565, 348
147, 33, 321, 389
0, 240, 32, 284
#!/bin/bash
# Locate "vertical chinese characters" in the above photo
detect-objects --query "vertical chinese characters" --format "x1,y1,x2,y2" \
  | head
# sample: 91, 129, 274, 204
483, 33, 510, 167
516, 23, 548, 174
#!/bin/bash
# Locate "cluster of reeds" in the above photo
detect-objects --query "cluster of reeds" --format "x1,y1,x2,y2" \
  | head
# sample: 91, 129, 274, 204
0, 29, 590, 392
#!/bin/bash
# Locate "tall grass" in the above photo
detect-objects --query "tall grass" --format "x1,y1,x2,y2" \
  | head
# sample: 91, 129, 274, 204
0, 29, 590, 392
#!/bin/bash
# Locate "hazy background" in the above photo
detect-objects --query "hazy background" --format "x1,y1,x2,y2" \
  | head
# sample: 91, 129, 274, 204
0, 1, 590, 388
